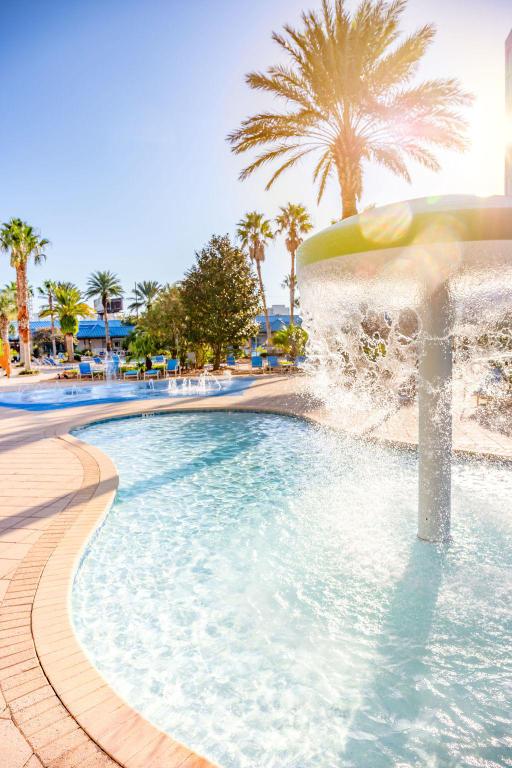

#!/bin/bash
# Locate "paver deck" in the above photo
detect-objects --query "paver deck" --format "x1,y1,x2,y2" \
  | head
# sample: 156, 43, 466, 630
0, 374, 510, 768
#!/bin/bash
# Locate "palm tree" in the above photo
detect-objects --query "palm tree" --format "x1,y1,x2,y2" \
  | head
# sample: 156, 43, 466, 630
275, 204, 313, 322
0, 283, 17, 370
128, 280, 161, 315
0, 218, 49, 371
85, 270, 123, 352
37, 279, 58, 357
228, 0, 471, 219
41, 285, 94, 361
237, 212, 273, 345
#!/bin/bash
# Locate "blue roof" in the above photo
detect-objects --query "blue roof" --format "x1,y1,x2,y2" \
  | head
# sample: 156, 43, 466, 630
9, 319, 135, 341
255, 314, 302, 333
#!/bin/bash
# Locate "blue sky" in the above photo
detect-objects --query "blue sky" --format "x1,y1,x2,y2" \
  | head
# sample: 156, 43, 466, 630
0, 0, 510, 311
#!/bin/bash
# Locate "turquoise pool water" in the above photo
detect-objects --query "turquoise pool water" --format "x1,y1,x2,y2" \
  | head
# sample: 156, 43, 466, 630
0, 376, 253, 410
72, 412, 512, 768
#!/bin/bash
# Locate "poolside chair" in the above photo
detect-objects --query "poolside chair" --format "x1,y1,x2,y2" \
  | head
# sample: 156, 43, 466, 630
251, 356, 263, 371
226, 355, 237, 368
123, 369, 139, 380
93, 356, 102, 364
152, 354, 166, 366
144, 368, 161, 380
267, 355, 281, 371
166, 359, 180, 376
78, 361, 100, 380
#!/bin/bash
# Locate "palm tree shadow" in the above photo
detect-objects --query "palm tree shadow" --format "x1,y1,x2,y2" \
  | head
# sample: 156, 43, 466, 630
342, 539, 445, 768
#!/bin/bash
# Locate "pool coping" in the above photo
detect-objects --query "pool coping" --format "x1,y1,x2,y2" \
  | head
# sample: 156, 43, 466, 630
1, 378, 512, 768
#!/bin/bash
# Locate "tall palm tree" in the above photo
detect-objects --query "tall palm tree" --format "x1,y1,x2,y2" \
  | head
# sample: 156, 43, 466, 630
275, 203, 313, 322
236, 212, 273, 345
228, 0, 471, 219
0, 283, 17, 372
0, 218, 49, 371
37, 279, 58, 357
41, 284, 94, 362
128, 280, 161, 315
85, 270, 123, 352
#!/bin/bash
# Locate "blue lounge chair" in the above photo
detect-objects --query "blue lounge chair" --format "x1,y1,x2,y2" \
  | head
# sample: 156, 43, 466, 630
166, 359, 180, 376
144, 368, 161, 379
267, 355, 280, 371
78, 361, 97, 379
251, 356, 263, 371
123, 369, 139, 380
226, 355, 237, 367
152, 354, 166, 366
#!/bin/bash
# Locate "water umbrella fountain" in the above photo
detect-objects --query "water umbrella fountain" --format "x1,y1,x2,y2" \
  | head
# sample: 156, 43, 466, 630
298, 195, 512, 542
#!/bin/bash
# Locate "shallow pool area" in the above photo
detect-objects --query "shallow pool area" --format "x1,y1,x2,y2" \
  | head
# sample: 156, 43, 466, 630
71, 412, 512, 768
0, 375, 254, 410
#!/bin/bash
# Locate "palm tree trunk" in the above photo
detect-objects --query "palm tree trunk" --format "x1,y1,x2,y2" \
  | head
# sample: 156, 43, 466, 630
49, 294, 57, 357
16, 265, 31, 371
335, 155, 359, 220
103, 294, 111, 351
65, 334, 74, 362
255, 260, 271, 345
289, 247, 296, 324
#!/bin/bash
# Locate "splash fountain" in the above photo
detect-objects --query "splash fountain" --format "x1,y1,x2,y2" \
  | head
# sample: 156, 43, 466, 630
298, 195, 512, 541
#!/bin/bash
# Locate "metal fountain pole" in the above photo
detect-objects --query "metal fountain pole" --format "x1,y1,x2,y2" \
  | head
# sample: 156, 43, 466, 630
417, 280, 453, 542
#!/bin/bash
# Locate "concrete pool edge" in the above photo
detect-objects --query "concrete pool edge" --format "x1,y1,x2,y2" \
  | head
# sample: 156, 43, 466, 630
1, 376, 512, 768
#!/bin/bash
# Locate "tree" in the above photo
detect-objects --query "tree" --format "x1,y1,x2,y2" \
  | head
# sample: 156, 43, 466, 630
272, 324, 308, 358
0, 218, 49, 370
41, 284, 94, 361
37, 279, 59, 357
128, 280, 161, 316
181, 235, 260, 370
0, 283, 17, 366
85, 270, 123, 351
228, 0, 471, 219
236, 212, 273, 345
275, 203, 313, 321
137, 284, 187, 358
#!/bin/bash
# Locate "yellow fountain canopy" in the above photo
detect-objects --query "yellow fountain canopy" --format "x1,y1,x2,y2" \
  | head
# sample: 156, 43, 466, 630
298, 195, 512, 269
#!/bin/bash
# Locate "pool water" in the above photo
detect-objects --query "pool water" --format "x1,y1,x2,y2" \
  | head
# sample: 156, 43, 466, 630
0, 376, 254, 410
72, 412, 512, 768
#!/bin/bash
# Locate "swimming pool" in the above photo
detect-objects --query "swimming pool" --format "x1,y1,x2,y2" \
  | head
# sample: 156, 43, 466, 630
0, 375, 254, 410
72, 412, 512, 768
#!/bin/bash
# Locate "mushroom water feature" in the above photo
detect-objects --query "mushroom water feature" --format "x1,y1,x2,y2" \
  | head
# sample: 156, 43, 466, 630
297, 195, 512, 542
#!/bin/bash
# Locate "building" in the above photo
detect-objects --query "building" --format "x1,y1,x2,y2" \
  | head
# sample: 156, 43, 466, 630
254, 312, 303, 347
506, 30, 512, 195
10, 320, 135, 355
76, 320, 134, 352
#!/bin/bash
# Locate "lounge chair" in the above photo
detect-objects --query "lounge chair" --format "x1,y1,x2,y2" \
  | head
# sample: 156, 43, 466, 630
267, 355, 281, 371
251, 356, 263, 371
226, 355, 237, 368
144, 369, 161, 379
78, 362, 100, 379
93, 356, 102, 364
152, 354, 166, 366
123, 369, 139, 380
166, 359, 180, 376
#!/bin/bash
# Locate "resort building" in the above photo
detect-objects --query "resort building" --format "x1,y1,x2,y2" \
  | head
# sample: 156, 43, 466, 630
254, 310, 303, 347
9, 319, 135, 356
506, 29, 512, 195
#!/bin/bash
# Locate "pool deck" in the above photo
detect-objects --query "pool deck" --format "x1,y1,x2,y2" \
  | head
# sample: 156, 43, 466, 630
0, 374, 511, 768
